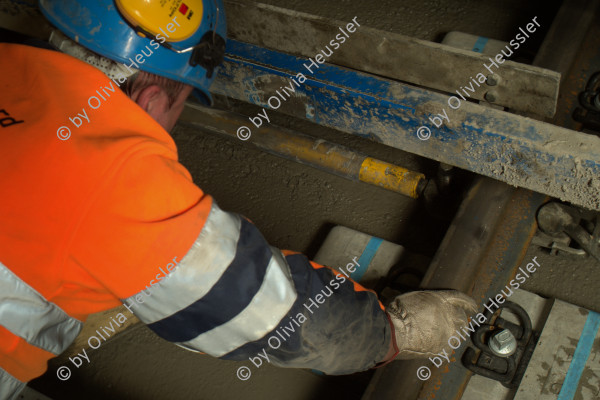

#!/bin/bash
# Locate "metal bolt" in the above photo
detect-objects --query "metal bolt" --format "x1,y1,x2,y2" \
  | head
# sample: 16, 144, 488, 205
486, 75, 500, 86
485, 91, 498, 103
488, 329, 517, 357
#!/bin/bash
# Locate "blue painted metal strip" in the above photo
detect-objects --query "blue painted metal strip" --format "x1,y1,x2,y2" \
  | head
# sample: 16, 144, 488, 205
221, 54, 415, 113
557, 311, 600, 400
472, 37, 489, 53
225, 39, 411, 103
352, 237, 383, 282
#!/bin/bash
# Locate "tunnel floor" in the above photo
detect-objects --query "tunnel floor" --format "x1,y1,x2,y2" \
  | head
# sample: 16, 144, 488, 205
28, 0, 600, 399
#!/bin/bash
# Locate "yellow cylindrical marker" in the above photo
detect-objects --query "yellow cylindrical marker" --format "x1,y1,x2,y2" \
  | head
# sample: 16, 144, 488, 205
359, 157, 426, 198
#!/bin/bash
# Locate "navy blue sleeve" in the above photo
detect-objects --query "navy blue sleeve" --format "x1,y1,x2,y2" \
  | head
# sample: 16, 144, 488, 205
220, 253, 392, 375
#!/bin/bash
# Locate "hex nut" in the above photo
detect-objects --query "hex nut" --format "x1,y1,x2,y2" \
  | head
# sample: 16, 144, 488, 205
488, 329, 517, 357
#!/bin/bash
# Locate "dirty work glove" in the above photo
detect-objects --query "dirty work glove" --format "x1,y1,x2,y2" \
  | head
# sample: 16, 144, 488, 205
387, 290, 478, 359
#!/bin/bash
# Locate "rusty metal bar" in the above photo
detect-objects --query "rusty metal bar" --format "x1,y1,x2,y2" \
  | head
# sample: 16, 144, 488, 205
362, 178, 547, 400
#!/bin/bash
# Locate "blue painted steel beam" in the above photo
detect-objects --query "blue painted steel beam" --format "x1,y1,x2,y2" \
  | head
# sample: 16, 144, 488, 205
212, 40, 600, 211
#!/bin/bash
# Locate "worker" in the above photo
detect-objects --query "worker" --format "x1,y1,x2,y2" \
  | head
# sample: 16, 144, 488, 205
0, 0, 477, 398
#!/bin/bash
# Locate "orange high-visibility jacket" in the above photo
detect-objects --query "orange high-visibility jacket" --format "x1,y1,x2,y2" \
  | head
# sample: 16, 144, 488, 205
0, 43, 393, 399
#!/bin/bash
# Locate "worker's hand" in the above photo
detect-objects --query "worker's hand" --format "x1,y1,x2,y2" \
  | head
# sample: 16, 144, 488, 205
387, 290, 478, 359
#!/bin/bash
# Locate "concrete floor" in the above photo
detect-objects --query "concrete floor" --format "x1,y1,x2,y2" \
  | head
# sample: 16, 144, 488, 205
29, 0, 600, 399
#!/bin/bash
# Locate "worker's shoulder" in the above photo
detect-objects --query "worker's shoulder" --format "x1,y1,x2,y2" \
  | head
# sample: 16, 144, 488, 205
0, 41, 180, 207
2, 41, 176, 157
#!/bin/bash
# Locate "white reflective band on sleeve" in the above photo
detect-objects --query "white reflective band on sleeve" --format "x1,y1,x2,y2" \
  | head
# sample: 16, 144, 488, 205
180, 248, 297, 357
0, 261, 82, 355
0, 367, 25, 400
124, 203, 241, 323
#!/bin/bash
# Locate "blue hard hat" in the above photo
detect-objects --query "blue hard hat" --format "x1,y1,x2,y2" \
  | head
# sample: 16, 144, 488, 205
39, 0, 226, 105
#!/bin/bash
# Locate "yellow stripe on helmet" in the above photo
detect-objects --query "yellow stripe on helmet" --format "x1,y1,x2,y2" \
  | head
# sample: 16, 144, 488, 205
115, 0, 203, 42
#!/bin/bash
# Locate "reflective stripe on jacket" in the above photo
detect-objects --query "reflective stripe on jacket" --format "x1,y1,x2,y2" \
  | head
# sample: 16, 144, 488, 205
0, 261, 82, 397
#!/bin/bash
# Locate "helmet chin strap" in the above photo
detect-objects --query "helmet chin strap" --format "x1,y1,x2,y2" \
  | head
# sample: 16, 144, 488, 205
48, 30, 138, 80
